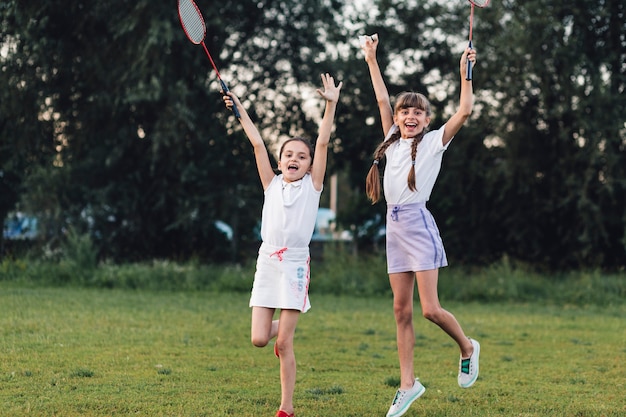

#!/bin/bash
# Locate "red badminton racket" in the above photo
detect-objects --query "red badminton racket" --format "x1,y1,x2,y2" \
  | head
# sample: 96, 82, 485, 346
178, 0, 240, 118
465, 0, 490, 81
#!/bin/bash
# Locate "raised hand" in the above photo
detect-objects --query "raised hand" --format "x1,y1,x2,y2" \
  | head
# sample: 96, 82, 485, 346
460, 47, 477, 78
316, 73, 343, 103
222, 91, 242, 110
360, 33, 379, 63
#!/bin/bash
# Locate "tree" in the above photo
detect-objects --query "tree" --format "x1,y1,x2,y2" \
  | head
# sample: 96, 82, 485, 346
2, 0, 624, 270
1, 1, 58, 254
472, 0, 625, 269
324, 0, 625, 269
1, 0, 344, 262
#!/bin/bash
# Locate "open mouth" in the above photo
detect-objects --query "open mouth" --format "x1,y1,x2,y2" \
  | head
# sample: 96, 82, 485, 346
405, 122, 418, 129
287, 164, 298, 172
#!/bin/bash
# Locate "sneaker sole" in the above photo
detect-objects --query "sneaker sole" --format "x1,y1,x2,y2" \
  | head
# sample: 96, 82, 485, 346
386, 384, 426, 417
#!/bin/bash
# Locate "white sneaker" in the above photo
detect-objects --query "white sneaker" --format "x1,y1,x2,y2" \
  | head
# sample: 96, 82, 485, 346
458, 338, 480, 388
386, 379, 426, 417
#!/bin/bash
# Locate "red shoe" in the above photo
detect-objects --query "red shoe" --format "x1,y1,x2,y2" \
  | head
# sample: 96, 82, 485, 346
276, 411, 294, 417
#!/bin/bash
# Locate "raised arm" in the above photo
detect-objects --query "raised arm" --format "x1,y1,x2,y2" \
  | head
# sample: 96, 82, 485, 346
224, 92, 275, 190
441, 47, 476, 146
361, 34, 394, 136
310, 73, 342, 191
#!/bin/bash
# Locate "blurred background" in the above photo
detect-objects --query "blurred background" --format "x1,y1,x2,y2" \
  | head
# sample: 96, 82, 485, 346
1, 0, 624, 272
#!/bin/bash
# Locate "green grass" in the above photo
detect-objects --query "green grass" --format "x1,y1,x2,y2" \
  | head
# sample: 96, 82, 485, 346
1, 285, 625, 416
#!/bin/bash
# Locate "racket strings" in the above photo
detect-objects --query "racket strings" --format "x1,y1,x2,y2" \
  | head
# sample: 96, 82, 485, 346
179, 0, 205, 44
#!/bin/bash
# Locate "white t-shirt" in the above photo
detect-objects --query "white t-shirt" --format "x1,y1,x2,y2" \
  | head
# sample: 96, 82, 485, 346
260, 173, 322, 248
383, 124, 451, 205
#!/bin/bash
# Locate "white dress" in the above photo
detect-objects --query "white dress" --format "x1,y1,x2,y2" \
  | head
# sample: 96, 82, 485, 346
249, 173, 322, 312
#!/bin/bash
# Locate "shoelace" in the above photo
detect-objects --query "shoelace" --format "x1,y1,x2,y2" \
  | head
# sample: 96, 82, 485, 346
392, 389, 407, 405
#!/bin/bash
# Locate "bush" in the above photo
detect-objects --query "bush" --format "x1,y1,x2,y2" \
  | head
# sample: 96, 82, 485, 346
0, 247, 624, 306
313, 243, 389, 296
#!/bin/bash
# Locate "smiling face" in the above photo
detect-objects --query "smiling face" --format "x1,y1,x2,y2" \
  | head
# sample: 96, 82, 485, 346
393, 92, 432, 139
277, 138, 314, 183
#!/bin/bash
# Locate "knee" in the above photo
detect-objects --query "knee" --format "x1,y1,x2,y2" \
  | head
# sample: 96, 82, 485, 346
422, 306, 444, 324
251, 335, 269, 348
393, 303, 414, 326
273, 339, 292, 356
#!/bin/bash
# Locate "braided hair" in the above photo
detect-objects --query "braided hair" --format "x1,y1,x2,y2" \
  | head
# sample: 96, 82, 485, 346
366, 92, 432, 204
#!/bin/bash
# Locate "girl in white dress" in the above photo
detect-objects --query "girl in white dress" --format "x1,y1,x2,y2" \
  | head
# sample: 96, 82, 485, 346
223, 73, 342, 417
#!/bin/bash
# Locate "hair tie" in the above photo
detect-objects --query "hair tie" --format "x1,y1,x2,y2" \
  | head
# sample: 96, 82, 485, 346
373, 159, 379, 165
411, 160, 416, 166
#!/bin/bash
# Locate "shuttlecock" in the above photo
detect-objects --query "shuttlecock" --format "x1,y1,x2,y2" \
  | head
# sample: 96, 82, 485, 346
359, 34, 378, 46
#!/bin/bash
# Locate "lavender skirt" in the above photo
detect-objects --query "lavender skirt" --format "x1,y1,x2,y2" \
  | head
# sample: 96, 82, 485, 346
386, 203, 448, 273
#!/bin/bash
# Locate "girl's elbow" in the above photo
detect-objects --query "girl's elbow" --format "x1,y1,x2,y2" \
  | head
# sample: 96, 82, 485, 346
316, 141, 330, 151
460, 106, 472, 118
377, 97, 391, 107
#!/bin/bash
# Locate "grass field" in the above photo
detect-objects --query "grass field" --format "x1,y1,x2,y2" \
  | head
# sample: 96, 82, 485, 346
1, 285, 625, 416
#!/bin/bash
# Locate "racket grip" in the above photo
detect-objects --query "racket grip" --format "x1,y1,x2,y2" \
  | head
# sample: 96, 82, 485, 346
219, 79, 241, 118
465, 40, 473, 81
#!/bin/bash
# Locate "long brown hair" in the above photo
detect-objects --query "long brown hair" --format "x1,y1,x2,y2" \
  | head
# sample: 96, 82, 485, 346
366, 92, 432, 203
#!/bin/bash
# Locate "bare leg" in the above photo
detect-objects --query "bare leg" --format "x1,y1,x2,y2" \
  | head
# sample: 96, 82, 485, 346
389, 271, 418, 390
415, 269, 474, 357
275, 309, 300, 415
251, 306, 278, 347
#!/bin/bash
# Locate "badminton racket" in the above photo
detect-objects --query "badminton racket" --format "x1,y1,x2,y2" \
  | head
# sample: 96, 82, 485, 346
178, 0, 240, 118
465, 0, 490, 81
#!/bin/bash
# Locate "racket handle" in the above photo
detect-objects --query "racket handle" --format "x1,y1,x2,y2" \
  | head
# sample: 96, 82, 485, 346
465, 40, 473, 81
219, 79, 241, 119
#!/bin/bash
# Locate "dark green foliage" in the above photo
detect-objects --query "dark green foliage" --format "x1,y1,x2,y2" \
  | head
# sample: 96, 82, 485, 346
1, 251, 625, 306
450, 0, 626, 270
1, 0, 624, 270
1, 0, 337, 263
